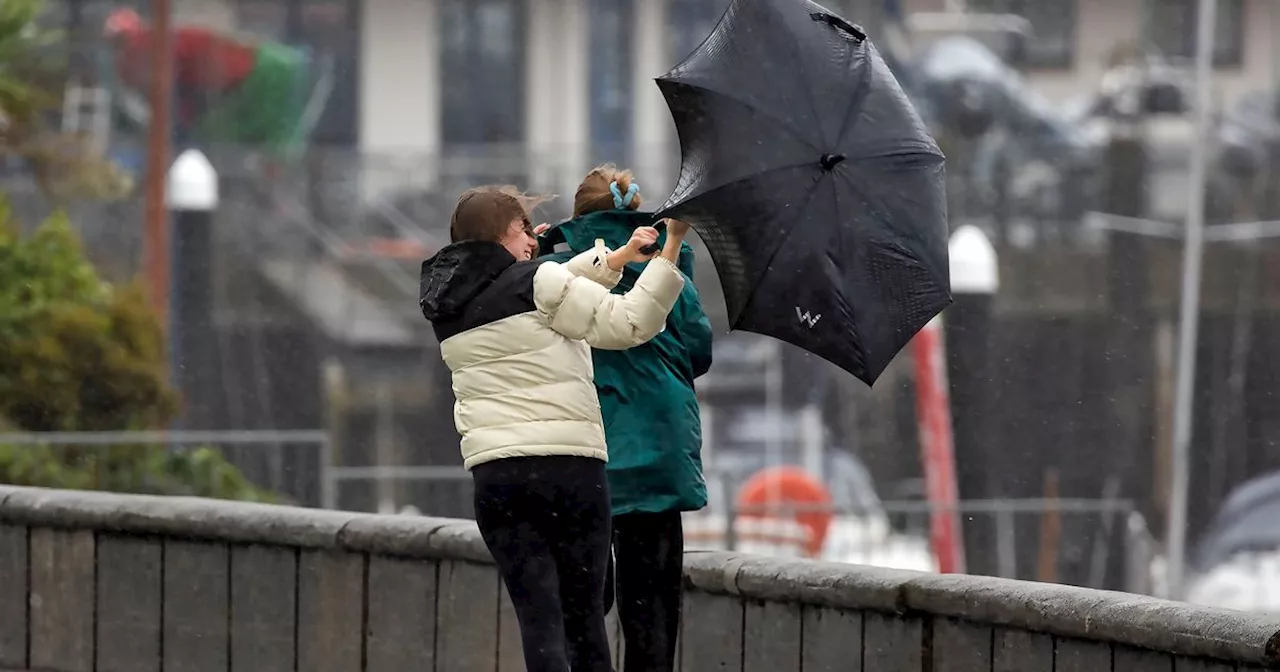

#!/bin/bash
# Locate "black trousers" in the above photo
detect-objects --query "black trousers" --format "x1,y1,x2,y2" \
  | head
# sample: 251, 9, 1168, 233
473, 456, 614, 672
604, 511, 684, 672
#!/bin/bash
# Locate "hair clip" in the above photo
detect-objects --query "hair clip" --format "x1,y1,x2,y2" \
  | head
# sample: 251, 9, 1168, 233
610, 181, 640, 209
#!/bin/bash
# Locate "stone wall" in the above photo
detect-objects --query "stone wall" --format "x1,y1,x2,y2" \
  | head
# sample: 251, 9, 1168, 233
0, 485, 1277, 671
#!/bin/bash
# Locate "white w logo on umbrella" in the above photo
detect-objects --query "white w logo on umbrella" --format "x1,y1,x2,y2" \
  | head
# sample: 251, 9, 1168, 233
795, 307, 822, 328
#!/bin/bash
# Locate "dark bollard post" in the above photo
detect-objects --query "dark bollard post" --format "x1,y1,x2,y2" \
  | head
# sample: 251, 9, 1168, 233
1102, 123, 1153, 591
167, 149, 219, 431
945, 224, 999, 576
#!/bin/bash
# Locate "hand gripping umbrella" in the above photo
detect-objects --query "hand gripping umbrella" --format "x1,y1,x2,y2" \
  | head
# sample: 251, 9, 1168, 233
654, 0, 952, 385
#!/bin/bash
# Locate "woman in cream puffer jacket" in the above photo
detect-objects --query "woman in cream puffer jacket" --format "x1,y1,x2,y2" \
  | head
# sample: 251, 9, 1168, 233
419, 185, 691, 672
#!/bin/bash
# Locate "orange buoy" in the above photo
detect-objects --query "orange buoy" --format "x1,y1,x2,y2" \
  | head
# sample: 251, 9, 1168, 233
735, 466, 834, 557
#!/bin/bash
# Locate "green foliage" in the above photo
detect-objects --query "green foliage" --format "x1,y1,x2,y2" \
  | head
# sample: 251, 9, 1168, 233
0, 0, 60, 121
0, 446, 277, 502
0, 199, 169, 430
0, 197, 277, 503
0, 0, 132, 202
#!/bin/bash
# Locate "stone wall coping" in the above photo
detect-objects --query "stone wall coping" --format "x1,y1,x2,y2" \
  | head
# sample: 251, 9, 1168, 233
2, 485, 1277, 666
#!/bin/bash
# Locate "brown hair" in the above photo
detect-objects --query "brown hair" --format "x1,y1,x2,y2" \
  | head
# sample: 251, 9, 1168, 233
449, 185, 554, 243
573, 164, 643, 217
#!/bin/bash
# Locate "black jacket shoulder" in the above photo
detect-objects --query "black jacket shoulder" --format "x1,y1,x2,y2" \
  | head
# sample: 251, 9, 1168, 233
431, 259, 544, 342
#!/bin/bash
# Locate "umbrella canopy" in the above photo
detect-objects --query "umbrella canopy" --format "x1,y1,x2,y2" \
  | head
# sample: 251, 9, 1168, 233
655, 0, 952, 384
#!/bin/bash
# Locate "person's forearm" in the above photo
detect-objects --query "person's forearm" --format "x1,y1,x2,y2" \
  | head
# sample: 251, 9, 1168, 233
659, 235, 685, 264
606, 249, 631, 271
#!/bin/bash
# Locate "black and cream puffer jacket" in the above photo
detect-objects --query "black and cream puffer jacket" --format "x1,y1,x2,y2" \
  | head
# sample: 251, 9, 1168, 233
420, 239, 685, 470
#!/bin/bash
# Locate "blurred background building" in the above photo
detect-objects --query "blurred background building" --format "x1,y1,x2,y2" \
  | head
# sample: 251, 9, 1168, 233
39, 0, 1280, 198
14, 0, 1280, 599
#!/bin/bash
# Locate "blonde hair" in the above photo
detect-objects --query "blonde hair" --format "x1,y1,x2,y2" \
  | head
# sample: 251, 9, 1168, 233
573, 164, 643, 217
449, 185, 555, 243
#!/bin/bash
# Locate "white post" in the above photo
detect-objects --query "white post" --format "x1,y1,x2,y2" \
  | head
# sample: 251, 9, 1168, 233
764, 339, 784, 508
525, 0, 559, 192
632, 0, 672, 192
375, 381, 396, 514
949, 225, 999, 295
701, 403, 715, 469
359, 0, 440, 201
800, 404, 825, 484
765, 339, 783, 469
561, 0, 591, 187
1166, 0, 1217, 600
526, 0, 590, 192
166, 149, 219, 212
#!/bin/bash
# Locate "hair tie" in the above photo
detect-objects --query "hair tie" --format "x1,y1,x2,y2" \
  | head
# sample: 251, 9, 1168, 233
610, 181, 640, 209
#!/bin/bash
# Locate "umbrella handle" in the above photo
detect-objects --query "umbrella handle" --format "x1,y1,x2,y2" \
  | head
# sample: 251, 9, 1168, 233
809, 12, 866, 43
639, 219, 669, 256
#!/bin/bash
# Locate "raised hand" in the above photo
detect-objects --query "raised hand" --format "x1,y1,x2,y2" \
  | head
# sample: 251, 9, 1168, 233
606, 226, 661, 270
664, 218, 691, 238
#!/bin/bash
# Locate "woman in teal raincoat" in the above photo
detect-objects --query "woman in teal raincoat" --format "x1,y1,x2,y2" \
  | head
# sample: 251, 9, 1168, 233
540, 164, 713, 671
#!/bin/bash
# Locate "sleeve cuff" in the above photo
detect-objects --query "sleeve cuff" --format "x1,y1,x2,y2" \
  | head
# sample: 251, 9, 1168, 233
563, 239, 624, 289
635, 255, 687, 310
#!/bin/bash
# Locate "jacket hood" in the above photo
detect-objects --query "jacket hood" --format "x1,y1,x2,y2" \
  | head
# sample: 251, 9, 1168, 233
419, 241, 517, 322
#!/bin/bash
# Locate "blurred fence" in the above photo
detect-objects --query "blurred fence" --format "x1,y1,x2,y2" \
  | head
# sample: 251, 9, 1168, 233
0, 430, 331, 509
0, 429, 472, 515
0, 429, 472, 516
0, 429, 1162, 594
684, 498, 1157, 594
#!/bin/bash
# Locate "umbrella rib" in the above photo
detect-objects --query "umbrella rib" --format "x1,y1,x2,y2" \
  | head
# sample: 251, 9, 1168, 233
764, 0, 827, 147
832, 168, 949, 289
832, 168, 917, 243
827, 167, 849, 278
667, 80, 821, 153
832, 44, 876, 149
679, 160, 821, 206
731, 172, 827, 328
846, 142, 943, 162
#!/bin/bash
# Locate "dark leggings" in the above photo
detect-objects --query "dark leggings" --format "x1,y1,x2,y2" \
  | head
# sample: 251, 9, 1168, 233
604, 511, 685, 672
472, 456, 614, 672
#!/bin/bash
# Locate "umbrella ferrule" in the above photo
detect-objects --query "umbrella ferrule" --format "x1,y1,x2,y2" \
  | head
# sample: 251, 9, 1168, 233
820, 153, 848, 171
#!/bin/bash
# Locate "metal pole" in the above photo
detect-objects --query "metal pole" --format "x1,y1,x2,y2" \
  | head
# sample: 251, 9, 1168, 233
375, 382, 396, 513
765, 340, 783, 510
1166, 0, 1217, 599
320, 435, 337, 510
911, 316, 966, 574
0, 430, 329, 445
143, 0, 173, 323
800, 404, 824, 484
765, 340, 782, 470
995, 507, 1016, 578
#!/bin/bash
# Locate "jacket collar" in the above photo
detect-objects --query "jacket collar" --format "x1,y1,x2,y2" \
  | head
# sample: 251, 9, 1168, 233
542, 210, 658, 254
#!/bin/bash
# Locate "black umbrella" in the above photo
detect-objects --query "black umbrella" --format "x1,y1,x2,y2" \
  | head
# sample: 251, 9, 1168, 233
654, 0, 952, 385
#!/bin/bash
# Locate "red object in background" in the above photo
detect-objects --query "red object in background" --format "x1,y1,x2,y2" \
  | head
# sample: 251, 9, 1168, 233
911, 317, 967, 574
363, 239, 431, 259
736, 466, 834, 557
108, 8, 257, 94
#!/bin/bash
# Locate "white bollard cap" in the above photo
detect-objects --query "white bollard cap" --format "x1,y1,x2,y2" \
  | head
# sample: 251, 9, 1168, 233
166, 149, 219, 211
949, 224, 998, 294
